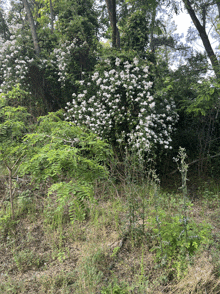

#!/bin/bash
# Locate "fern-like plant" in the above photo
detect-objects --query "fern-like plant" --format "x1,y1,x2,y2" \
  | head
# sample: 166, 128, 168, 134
21, 110, 112, 222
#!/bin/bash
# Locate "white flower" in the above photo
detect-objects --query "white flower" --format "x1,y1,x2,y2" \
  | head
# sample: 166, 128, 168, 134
120, 71, 125, 78
109, 69, 115, 75
133, 57, 139, 66
96, 78, 102, 85
92, 72, 99, 81
143, 66, 149, 73
105, 58, 111, 65
149, 102, 155, 109
133, 67, 139, 72
115, 58, 121, 66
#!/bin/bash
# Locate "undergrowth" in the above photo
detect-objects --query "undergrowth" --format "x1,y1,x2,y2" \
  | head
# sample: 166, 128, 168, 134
0, 146, 218, 293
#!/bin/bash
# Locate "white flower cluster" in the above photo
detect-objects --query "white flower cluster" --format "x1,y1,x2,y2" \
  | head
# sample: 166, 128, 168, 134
52, 39, 88, 87
0, 23, 90, 94
65, 57, 178, 152
0, 29, 34, 92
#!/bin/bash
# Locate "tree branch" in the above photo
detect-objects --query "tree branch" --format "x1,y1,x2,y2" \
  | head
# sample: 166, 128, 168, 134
169, 152, 220, 175
183, 0, 220, 79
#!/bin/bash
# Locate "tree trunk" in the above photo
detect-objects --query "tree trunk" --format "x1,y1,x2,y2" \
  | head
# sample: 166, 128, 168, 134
150, 5, 156, 52
216, 0, 220, 18
112, 0, 116, 48
22, 0, 40, 56
105, 0, 120, 48
50, 0, 54, 33
183, 0, 220, 79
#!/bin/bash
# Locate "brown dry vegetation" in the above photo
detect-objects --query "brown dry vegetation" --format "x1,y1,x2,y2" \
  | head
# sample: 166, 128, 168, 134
1, 177, 220, 294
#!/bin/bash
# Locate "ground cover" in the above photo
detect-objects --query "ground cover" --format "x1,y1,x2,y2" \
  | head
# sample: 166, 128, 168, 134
0, 175, 220, 294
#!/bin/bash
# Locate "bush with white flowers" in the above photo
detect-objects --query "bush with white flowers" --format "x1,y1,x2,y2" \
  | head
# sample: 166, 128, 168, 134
0, 18, 90, 93
65, 56, 178, 152
0, 24, 34, 92
52, 39, 89, 87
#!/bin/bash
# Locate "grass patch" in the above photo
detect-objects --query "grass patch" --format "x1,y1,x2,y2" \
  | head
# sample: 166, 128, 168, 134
0, 176, 220, 293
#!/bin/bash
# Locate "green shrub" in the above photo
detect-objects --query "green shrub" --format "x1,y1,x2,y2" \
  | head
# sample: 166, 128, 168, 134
150, 213, 212, 261
20, 110, 112, 223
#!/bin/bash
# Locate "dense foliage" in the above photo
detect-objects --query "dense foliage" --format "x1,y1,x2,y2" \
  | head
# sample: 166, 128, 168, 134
64, 54, 178, 152
0, 0, 220, 180
20, 110, 111, 221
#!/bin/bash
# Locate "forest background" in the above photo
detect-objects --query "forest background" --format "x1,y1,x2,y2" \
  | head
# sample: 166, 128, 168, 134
1, 0, 220, 293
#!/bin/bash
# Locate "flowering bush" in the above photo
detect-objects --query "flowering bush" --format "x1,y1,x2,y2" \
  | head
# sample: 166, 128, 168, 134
64, 56, 178, 152
0, 10, 95, 111
0, 28, 89, 90
51, 39, 90, 87
0, 23, 34, 92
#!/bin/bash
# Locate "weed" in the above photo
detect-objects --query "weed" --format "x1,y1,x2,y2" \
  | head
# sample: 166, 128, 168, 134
149, 148, 212, 278
210, 233, 220, 278
0, 207, 18, 239
122, 149, 154, 246
39, 271, 76, 293
153, 182, 164, 257
175, 147, 189, 242
0, 278, 25, 293
138, 245, 146, 285
13, 248, 46, 272
150, 210, 211, 266
73, 249, 109, 293
17, 189, 35, 215
111, 246, 121, 259
57, 249, 66, 263
101, 281, 129, 294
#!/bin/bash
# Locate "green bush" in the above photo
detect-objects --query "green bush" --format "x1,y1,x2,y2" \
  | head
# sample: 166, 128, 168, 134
21, 110, 112, 223
150, 213, 212, 260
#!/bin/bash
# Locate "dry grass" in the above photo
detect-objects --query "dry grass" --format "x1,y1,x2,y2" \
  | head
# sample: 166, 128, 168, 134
1, 182, 220, 293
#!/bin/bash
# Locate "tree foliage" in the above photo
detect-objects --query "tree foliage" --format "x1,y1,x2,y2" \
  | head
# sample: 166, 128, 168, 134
0, 0, 99, 113
0, 0, 220, 179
